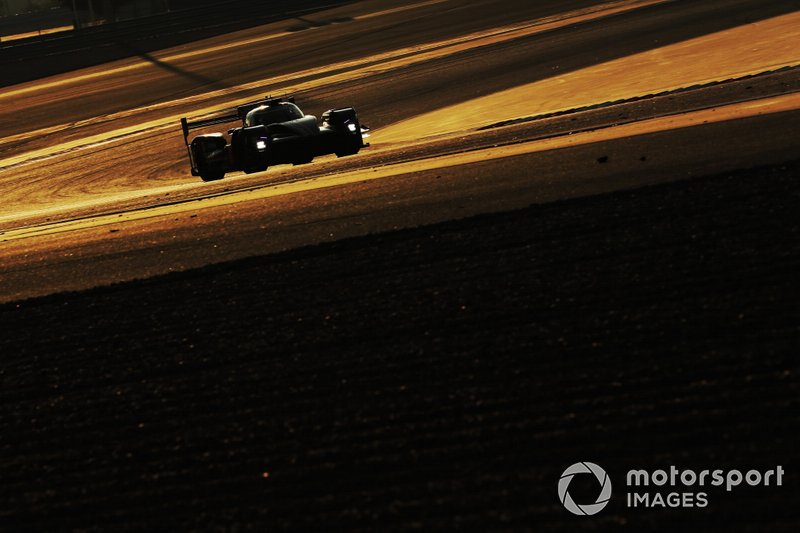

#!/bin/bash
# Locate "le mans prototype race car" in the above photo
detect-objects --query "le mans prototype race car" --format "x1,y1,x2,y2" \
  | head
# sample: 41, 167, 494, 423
180, 96, 369, 181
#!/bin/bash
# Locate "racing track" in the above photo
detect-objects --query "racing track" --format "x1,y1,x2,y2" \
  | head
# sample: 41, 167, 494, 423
0, 0, 799, 301
0, 0, 799, 530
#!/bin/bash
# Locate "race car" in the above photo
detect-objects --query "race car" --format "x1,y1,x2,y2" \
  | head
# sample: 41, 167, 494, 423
180, 96, 369, 181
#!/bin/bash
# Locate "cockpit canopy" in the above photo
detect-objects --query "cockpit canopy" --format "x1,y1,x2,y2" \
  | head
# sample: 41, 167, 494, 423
245, 102, 304, 127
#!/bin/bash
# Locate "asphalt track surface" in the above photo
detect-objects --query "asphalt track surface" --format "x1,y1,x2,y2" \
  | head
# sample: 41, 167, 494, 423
0, 0, 799, 530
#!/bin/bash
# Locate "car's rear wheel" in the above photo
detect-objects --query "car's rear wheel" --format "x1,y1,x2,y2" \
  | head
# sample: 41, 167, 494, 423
191, 135, 227, 181
199, 166, 225, 182
200, 172, 224, 182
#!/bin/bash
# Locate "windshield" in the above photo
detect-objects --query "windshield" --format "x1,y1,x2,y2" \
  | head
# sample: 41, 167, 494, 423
246, 103, 303, 126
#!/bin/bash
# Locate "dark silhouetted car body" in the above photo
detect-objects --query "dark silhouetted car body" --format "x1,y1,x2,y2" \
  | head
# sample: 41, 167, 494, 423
180, 96, 368, 181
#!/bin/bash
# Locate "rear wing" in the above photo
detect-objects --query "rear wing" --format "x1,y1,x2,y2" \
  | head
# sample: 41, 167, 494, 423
180, 95, 295, 146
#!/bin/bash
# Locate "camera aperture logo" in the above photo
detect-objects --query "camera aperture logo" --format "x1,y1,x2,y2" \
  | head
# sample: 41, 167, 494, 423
558, 462, 785, 515
558, 462, 612, 516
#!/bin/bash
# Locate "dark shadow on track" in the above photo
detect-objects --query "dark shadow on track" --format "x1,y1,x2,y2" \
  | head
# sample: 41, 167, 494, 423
286, 17, 333, 32
118, 43, 231, 92
0, 0, 354, 88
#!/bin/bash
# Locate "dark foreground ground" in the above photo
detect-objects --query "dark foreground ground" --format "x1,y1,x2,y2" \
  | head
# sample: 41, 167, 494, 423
1, 161, 798, 531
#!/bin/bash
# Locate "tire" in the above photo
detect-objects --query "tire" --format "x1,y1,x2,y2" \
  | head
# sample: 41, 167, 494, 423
335, 125, 362, 157
191, 135, 227, 182
323, 108, 363, 157
199, 166, 225, 182
335, 144, 360, 158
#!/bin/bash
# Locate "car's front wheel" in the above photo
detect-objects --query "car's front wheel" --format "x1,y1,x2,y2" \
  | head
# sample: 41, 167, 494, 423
323, 108, 363, 157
